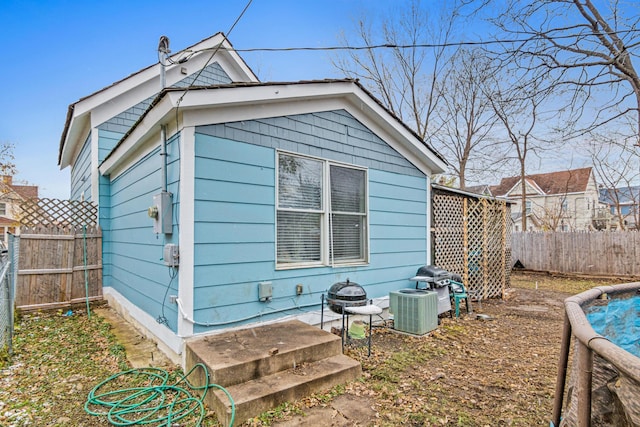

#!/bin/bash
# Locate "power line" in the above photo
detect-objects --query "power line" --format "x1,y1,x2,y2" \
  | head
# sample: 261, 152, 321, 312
182, 27, 640, 54
177, 0, 253, 104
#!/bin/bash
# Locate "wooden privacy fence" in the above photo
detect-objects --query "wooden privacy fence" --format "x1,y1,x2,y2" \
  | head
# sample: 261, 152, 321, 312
432, 185, 511, 299
512, 231, 640, 277
15, 199, 102, 311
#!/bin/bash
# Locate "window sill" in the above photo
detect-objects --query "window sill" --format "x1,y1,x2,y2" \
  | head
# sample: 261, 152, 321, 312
276, 261, 369, 270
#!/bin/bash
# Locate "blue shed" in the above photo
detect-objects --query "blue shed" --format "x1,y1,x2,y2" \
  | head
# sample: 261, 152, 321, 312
58, 33, 447, 362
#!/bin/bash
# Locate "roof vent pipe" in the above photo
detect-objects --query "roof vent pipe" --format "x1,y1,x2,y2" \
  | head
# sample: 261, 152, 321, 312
158, 35, 170, 90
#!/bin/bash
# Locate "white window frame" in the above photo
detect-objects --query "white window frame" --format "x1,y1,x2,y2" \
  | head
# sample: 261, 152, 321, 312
0, 203, 6, 216
276, 151, 369, 269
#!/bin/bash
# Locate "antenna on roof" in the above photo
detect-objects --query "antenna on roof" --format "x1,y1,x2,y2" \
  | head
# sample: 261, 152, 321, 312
158, 36, 171, 89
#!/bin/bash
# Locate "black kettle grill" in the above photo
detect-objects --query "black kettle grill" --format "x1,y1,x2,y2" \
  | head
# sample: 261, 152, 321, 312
326, 279, 367, 314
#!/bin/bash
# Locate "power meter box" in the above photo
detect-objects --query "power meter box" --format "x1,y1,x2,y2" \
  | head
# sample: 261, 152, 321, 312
151, 192, 173, 234
164, 244, 179, 267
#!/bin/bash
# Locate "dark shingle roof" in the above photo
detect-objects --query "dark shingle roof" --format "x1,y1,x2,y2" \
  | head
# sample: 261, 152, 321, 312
491, 167, 593, 197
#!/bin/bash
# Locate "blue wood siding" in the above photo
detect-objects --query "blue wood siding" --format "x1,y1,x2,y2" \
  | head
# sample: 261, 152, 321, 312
103, 134, 180, 332
98, 62, 231, 134
196, 110, 423, 177
98, 129, 123, 164
70, 133, 92, 201
191, 119, 427, 332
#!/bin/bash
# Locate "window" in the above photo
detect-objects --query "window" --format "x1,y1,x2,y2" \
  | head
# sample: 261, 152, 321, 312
525, 201, 532, 215
0, 203, 6, 216
277, 152, 368, 268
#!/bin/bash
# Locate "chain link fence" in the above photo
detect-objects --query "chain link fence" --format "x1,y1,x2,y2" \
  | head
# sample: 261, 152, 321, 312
0, 234, 18, 356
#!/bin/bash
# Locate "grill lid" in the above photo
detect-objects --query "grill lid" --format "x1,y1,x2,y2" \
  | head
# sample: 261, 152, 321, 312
415, 265, 449, 279
327, 279, 367, 313
411, 265, 451, 288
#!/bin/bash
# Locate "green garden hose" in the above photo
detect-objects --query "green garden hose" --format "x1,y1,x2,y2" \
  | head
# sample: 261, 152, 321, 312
84, 363, 235, 426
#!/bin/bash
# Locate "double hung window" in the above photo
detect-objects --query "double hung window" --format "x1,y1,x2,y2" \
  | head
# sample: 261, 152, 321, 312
276, 152, 368, 268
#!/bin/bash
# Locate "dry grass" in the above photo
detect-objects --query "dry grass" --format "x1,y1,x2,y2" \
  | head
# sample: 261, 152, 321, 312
1, 272, 626, 426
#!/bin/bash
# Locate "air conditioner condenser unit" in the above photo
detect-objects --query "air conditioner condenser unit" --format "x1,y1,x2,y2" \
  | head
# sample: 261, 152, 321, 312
389, 289, 438, 335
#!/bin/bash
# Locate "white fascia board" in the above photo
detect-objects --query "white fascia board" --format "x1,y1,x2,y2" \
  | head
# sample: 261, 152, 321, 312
74, 35, 240, 120
216, 46, 260, 82
64, 34, 256, 169
61, 114, 90, 169
99, 102, 169, 176
66, 117, 91, 168
529, 180, 545, 195
345, 85, 447, 174
180, 82, 446, 174
505, 179, 544, 197
101, 81, 446, 176
99, 106, 183, 180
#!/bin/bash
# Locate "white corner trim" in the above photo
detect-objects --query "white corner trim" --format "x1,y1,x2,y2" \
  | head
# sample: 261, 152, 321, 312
178, 126, 195, 338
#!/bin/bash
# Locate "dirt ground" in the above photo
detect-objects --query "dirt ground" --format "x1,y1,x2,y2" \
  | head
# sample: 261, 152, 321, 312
2, 272, 622, 426
259, 272, 624, 427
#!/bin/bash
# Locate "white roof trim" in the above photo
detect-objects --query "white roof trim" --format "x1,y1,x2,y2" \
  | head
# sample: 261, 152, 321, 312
60, 34, 259, 169
505, 178, 545, 197
99, 81, 446, 177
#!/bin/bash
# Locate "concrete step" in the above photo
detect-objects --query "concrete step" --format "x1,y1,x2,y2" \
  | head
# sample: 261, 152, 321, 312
185, 320, 343, 388
210, 354, 362, 427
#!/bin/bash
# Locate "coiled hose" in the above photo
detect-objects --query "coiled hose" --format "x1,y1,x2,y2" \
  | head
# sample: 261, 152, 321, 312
84, 363, 235, 426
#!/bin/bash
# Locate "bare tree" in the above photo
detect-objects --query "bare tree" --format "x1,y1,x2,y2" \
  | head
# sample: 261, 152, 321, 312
431, 48, 504, 188
332, 1, 461, 141
486, 68, 557, 231
534, 170, 575, 231
490, 0, 640, 141
589, 131, 640, 230
0, 142, 17, 177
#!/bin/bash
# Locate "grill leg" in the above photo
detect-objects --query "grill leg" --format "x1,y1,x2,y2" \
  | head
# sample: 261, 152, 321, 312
320, 294, 325, 329
367, 313, 373, 357
341, 311, 346, 353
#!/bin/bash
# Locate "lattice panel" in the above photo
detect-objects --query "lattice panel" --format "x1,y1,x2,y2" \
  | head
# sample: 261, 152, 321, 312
432, 192, 465, 273
432, 187, 511, 300
19, 198, 98, 228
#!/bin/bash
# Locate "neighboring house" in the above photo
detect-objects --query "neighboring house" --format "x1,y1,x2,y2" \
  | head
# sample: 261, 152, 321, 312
58, 33, 447, 361
462, 184, 493, 197
599, 186, 640, 230
491, 167, 606, 231
0, 175, 38, 244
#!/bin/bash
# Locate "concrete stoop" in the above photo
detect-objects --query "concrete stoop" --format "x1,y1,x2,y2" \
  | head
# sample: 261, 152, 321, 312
185, 320, 362, 426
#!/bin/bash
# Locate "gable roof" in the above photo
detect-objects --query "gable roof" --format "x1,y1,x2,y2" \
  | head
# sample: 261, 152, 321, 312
61, 32, 447, 179
491, 167, 593, 197
59, 33, 259, 168
11, 184, 38, 200
463, 184, 493, 197
98, 79, 447, 177
0, 176, 38, 200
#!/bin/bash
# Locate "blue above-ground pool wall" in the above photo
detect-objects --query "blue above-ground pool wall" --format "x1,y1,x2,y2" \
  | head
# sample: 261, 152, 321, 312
191, 110, 430, 332
102, 133, 181, 333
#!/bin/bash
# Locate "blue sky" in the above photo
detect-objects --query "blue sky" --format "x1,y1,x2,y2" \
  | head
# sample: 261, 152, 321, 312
1, 0, 387, 199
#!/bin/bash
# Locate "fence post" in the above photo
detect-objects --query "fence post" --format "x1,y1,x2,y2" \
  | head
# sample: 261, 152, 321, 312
576, 339, 593, 427
0, 259, 13, 356
551, 314, 572, 426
